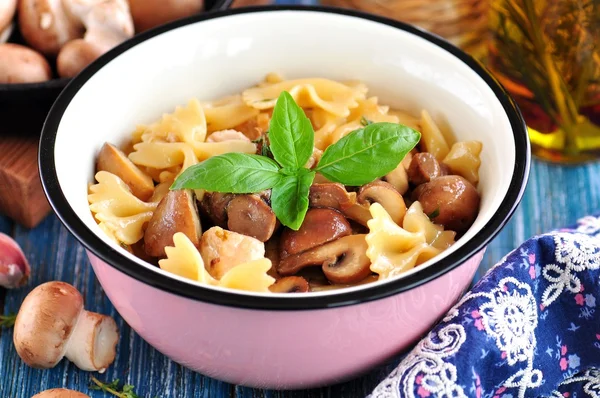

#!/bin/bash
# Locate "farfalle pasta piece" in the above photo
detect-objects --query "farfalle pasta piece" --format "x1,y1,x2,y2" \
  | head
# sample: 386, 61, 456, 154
200, 95, 259, 132
159, 233, 275, 292
403, 201, 456, 250
366, 202, 452, 280
159, 232, 215, 284
347, 97, 398, 124
137, 98, 208, 144
242, 78, 367, 117
388, 109, 421, 131
88, 171, 156, 217
128, 142, 198, 173
88, 171, 157, 245
420, 110, 450, 161
218, 258, 275, 293
94, 211, 154, 245
443, 140, 483, 186
313, 97, 400, 148
310, 108, 344, 150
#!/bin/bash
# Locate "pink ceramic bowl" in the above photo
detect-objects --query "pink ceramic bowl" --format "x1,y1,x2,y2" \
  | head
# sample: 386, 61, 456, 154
39, 5, 530, 389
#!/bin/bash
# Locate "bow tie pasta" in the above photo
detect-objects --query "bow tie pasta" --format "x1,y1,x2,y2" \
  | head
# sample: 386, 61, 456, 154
159, 232, 275, 293
89, 74, 482, 293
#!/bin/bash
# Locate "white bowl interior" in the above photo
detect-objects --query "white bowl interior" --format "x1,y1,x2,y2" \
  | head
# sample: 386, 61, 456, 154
54, 10, 515, 297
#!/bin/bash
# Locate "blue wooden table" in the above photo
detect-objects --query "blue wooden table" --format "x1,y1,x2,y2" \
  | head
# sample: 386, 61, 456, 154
1, 159, 599, 397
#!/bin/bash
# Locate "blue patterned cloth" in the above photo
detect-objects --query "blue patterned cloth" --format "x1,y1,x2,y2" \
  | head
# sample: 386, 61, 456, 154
369, 215, 600, 398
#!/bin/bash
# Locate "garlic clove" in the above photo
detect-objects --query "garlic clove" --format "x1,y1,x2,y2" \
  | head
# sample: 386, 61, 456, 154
0, 233, 31, 289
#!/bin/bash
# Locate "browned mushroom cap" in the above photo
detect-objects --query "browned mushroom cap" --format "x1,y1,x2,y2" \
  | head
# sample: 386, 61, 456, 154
357, 181, 407, 225
280, 208, 351, 257
417, 175, 480, 233
407, 152, 447, 186
269, 276, 310, 293
227, 194, 277, 242
199, 192, 236, 228
144, 189, 201, 258
308, 183, 356, 210
96, 142, 154, 201
32, 388, 90, 398
278, 235, 371, 284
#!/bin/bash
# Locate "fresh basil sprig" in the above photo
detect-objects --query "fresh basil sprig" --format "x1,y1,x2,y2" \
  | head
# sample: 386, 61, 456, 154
171, 91, 420, 230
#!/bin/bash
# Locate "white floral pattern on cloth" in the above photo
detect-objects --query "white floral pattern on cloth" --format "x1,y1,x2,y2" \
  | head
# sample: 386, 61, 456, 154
544, 367, 600, 398
542, 233, 600, 307
369, 215, 600, 398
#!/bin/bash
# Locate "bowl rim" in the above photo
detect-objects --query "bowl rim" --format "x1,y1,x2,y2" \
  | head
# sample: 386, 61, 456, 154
39, 4, 531, 311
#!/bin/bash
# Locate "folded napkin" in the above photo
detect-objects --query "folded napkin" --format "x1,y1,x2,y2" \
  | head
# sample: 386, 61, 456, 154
369, 215, 600, 398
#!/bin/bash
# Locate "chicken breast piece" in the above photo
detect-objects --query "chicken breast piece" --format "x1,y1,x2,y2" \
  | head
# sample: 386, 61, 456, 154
200, 226, 265, 279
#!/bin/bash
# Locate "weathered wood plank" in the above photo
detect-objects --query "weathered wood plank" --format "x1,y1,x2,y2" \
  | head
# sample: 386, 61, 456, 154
1, 158, 600, 397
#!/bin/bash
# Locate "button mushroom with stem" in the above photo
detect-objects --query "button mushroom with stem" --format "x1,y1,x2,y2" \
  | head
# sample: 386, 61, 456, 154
226, 194, 277, 242
278, 234, 372, 285
32, 389, 90, 398
144, 189, 202, 258
280, 208, 352, 258
19, 0, 135, 77
0, 232, 31, 289
13, 281, 119, 372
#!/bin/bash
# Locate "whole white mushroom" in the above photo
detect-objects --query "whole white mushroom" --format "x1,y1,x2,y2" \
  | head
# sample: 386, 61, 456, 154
13, 281, 119, 372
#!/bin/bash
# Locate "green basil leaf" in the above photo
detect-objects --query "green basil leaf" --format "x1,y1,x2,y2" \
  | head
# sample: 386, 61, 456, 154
171, 153, 282, 193
271, 169, 315, 230
268, 91, 314, 169
316, 122, 420, 186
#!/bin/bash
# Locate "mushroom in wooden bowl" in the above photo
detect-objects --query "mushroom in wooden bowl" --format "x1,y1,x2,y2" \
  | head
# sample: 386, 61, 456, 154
0, 0, 233, 135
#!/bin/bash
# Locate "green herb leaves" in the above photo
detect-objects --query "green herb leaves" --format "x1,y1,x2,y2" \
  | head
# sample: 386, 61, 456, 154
271, 169, 315, 230
172, 153, 281, 193
269, 91, 314, 168
171, 91, 421, 230
90, 376, 140, 398
0, 312, 16, 328
316, 123, 420, 186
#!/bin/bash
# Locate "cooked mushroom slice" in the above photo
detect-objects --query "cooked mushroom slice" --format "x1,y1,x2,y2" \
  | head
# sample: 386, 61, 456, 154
269, 276, 310, 293
199, 192, 236, 227
342, 203, 372, 226
308, 183, 356, 210
321, 235, 372, 284
227, 194, 277, 242
13, 281, 119, 372
32, 389, 90, 398
417, 175, 480, 233
278, 235, 371, 284
200, 226, 265, 279
357, 181, 407, 225
407, 152, 446, 186
96, 142, 154, 201
280, 208, 351, 257
144, 189, 201, 258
